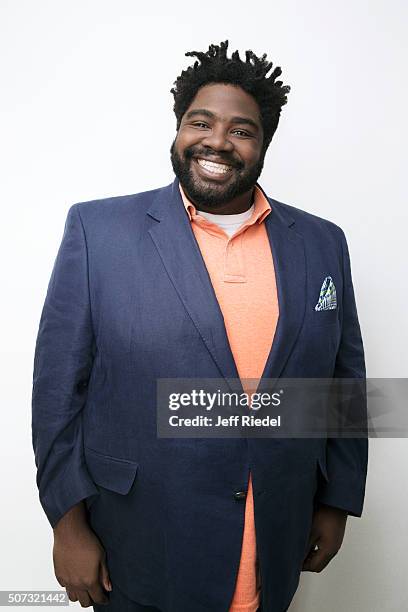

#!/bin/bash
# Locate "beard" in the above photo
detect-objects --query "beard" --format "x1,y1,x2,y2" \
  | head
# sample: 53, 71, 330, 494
170, 139, 265, 209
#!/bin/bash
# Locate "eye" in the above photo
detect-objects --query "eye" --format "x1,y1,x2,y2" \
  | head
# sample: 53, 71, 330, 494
232, 129, 251, 137
191, 122, 209, 129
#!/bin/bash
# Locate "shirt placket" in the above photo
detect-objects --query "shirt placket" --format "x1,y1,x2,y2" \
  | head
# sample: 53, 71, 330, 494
191, 214, 263, 285
223, 232, 246, 283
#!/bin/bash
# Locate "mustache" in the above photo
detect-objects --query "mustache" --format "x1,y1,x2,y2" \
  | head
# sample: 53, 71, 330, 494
184, 147, 243, 170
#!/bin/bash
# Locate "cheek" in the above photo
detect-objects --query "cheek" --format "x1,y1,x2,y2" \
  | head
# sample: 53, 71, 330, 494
239, 143, 262, 165
174, 139, 195, 159
176, 128, 200, 148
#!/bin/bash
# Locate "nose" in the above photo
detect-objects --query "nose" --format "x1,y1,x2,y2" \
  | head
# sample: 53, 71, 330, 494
200, 125, 234, 152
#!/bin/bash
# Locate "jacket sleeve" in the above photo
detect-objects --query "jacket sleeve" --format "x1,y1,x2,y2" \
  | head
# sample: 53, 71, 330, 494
315, 228, 368, 517
31, 204, 99, 528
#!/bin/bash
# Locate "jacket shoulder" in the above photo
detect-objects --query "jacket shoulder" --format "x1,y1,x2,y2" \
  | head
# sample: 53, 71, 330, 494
69, 184, 165, 220
269, 196, 346, 241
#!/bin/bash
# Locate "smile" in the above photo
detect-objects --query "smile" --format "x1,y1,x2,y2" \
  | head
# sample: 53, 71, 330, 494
196, 158, 234, 175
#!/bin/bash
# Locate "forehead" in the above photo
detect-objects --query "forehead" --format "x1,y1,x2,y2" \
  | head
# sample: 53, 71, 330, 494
184, 83, 261, 124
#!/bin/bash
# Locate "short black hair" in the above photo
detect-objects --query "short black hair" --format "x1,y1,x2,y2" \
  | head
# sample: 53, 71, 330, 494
170, 40, 291, 152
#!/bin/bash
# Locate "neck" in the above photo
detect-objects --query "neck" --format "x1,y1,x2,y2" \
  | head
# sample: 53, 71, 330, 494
188, 187, 255, 215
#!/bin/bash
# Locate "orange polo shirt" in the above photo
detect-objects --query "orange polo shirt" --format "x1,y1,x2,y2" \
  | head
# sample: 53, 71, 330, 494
179, 183, 280, 611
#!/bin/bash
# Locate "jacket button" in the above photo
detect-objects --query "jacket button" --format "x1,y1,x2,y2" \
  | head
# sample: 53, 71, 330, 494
234, 491, 247, 501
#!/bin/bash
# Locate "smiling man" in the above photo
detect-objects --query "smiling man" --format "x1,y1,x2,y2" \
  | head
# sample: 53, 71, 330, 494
32, 41, 368, 612
170, 84, 265, 213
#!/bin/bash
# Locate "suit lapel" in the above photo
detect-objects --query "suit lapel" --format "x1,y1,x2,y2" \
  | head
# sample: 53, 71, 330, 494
257, 194, 306, 391
147, 179, 306, 390
147, 179, 240, 384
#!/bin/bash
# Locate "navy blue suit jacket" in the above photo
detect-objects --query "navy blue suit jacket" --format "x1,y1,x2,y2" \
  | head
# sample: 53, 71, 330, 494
32, 178, 368, 612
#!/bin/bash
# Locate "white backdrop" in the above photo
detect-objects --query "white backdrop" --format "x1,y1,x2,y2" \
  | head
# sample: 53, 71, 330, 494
1, 1, 407, 610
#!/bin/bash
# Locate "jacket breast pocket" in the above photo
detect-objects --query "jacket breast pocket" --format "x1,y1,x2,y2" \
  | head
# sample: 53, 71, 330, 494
309, 308, 340, 328
84, 446, 139, 495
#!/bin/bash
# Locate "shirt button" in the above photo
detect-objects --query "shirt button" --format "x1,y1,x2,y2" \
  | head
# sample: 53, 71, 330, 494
234, 491, 247, 501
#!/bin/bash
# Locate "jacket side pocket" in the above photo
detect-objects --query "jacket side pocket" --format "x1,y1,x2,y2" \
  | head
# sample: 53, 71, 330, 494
84, 446, 139, 495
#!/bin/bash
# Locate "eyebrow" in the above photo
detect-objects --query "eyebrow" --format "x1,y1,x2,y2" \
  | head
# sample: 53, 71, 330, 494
185, 109, 260, 132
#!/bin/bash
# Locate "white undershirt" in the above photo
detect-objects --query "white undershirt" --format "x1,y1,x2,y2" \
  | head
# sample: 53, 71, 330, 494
196, 204, 255, 238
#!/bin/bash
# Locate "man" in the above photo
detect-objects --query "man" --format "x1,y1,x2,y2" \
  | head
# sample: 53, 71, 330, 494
32, 41, 368, 612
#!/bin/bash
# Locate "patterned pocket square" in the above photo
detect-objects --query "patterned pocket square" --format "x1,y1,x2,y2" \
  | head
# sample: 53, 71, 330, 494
314, 276, 337, 311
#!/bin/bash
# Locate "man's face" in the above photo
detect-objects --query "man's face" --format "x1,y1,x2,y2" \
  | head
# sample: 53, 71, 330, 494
170, 83, 265, 208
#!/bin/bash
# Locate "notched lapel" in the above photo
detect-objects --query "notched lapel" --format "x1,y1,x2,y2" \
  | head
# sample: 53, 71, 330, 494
257, 198, 307, 391
147, 179, 240, 386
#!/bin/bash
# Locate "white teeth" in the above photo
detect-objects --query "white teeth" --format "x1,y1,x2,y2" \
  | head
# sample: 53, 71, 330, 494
197, 158, 233, 174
